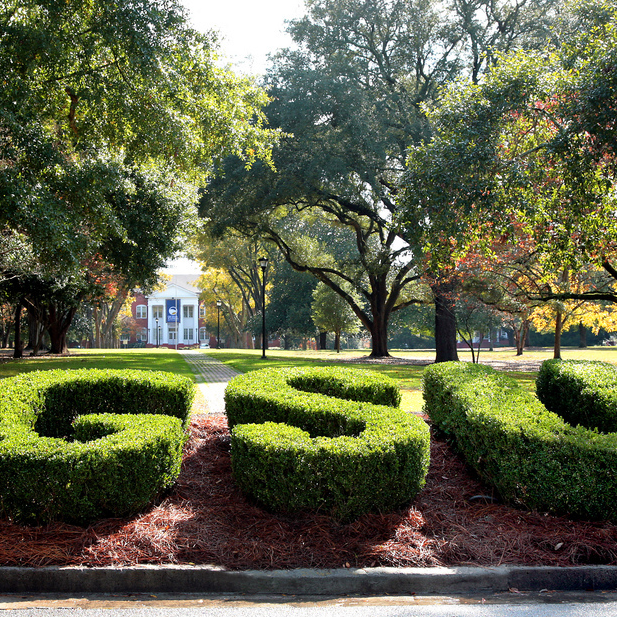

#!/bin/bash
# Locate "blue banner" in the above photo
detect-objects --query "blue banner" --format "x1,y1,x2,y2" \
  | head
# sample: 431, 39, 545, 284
166, 299, 181, 323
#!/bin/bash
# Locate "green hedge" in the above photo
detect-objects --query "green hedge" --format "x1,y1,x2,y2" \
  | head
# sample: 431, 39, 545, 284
225, 366, 429, 521
423, 361, 617, 521
537, 359, 617, 433
0, 369, 194, 525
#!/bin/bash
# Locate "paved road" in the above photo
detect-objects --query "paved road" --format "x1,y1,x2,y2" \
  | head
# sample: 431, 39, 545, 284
179, 351, 241, 414
2, 592, 617, 616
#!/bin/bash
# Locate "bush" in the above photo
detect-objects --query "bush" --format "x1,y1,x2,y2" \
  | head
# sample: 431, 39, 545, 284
225, 366, 429, 521
423, 362, 617, 521
536, 359, 617, 433
0, 369, 194, 525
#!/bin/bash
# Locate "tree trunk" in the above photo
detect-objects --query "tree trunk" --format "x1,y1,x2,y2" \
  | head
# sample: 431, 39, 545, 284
578, 323, 587, 348
48, 304, 77, 354
94, 305, 102, 348
27, 307, 45, 356
284, 335, 292, 350
335, 331, 341, 353
2, 322, 12, 348
554, 311, 563, 359
433, 283, 459, 363
319, 331, 327, 350
13, 302, 22, 359
514, 320, 529, 356
368, 316, 390, 357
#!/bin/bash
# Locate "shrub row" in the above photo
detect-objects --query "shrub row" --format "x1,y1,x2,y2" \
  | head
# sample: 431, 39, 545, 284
0, 369, 194, 525
225, 366, 429, 521
423, 361, 617, 521
536, 359, 617, 433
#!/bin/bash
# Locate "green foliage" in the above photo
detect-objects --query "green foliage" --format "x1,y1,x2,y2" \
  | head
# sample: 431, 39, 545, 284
311, 282, 361, 340
267, 261, 319, 340
537, 359, 617, 433
226, 366, 428, 521
0, 0, 278, 352
0, 369, 194, 525
201, 0, 562, 358
423, 361, 617, 521
403, 0, 617, 285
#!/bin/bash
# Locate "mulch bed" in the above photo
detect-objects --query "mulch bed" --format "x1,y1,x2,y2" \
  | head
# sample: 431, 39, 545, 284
2, 413, 617, 569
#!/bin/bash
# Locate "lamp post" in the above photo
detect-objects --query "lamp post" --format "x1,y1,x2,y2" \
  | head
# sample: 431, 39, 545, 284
259, 256, 268, 359
155, 317, 159, 348
216, 299, 222, 349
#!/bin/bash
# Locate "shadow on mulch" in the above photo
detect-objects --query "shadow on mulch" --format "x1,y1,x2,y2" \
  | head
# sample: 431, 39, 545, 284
2, 414, 617, 569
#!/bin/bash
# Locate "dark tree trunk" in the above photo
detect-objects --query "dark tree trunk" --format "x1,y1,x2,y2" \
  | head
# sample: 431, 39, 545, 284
27, 307, 45, 355
554, 311, 563, 359
284, 335, 292, 350
334, 331, 341, 353
433, 283, 459, 363
13, 302, 22, 359
319, 331, 327, 350
578, 323, 587, 348
48, 304, 77, 354
2, 323, 12, 348
368, 315, 390, 357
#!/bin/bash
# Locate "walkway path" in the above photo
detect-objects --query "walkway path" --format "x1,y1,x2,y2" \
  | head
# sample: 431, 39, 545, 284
178, 350, 242, 415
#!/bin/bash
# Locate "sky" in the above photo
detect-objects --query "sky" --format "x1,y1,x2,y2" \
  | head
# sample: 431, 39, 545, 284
180, 0, 306, 75
166, 1, 306, 274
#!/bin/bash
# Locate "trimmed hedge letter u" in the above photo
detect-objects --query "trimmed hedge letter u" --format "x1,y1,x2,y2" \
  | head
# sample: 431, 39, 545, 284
225, 367, 430, 521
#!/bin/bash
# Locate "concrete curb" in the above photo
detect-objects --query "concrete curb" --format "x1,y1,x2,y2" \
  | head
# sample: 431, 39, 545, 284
1, 565, 617, 595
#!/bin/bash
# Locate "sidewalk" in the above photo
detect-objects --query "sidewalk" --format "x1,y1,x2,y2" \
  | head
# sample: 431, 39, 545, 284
178, 350, 241, 415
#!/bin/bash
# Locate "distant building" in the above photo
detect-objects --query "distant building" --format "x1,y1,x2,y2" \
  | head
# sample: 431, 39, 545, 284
128, 275, 207, 349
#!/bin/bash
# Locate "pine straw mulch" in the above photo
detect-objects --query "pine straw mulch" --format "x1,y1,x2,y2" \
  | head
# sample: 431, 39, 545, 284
2, 413, 617, 570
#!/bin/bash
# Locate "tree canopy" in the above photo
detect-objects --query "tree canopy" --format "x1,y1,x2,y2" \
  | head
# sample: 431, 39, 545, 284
200, 0, 564, 359
1, 0, 277, 352
402, 0, 617, 300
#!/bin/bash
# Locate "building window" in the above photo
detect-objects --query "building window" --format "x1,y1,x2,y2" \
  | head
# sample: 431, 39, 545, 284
168, 327, 177, 341
199, 305, 206, 318
120, 333, 130, 342
136, 304, 147, 319
137, 328, 148, 342
152, 305, 164, 319
183, 305, 194, 319
199, 327, 207, 341
184, 328, 194, 341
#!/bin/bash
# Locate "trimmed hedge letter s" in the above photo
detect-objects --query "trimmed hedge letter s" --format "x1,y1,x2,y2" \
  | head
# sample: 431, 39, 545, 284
225, 367, 430, 521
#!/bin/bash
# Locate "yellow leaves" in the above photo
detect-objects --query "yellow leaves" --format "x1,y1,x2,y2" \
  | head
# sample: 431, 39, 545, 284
530, 300, 617, 335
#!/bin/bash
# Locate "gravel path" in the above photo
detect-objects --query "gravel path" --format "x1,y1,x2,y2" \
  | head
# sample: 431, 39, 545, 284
178, 351, 241, 415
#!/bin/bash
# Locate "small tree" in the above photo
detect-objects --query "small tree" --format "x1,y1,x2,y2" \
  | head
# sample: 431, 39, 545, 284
311, 283, 361, 353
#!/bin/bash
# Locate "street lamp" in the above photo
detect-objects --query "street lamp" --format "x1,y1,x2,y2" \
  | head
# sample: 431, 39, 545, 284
155, 317, 159, 348
216, 299, 222, 349
258, 256, 268, 359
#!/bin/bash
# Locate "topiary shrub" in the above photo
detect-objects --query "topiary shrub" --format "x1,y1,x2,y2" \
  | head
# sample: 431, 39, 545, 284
0, 369, 194, 525
225, 366, 429, 521
537, 359, 617, 433
423, 361, 617, 521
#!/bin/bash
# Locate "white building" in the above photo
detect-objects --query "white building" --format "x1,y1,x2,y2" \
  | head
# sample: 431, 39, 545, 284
130, 275, 207, 348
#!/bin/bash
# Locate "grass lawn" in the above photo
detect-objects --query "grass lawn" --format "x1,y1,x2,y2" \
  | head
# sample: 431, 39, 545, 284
2, 345, 617, 415
0, 348, 196, 380
204, 346, 617, 414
